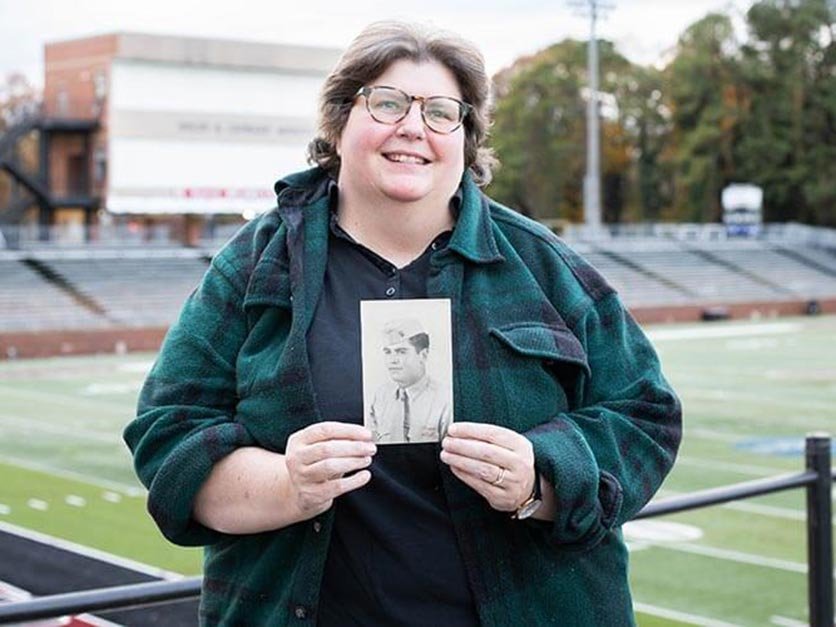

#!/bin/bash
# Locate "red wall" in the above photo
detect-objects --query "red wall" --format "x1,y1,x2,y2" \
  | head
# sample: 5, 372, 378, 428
2, 298, 834, 360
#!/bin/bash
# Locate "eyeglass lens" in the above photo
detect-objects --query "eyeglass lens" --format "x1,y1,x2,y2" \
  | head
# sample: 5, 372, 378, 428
365, 87, 464, 133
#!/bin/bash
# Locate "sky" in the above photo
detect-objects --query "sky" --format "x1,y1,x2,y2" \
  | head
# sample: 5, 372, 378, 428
0, 0, 755, 89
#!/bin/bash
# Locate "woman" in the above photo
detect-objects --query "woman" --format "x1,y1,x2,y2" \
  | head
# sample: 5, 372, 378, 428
125, 21, 681, 626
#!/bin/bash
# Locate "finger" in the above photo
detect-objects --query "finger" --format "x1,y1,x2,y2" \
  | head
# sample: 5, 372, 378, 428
296, 439, 377, 465
440, 450, 511, 487
448, 464, 489, 496
298, 422, 374, 445
449, 466, 518, 512
441, 437, 518, 468
302, 456, 373, 482
446, 422, 524, 450
327, 469, 372, 498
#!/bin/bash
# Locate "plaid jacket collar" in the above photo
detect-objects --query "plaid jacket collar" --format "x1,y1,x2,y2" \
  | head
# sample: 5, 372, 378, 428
243, 167, 503, 313
275, 166, 503, 262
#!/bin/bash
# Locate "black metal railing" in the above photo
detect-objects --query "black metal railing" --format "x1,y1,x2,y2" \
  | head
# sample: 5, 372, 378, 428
0, 434, 832, 625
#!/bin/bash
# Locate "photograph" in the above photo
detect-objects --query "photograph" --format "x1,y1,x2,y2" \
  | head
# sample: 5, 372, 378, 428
361, 299, 454, 444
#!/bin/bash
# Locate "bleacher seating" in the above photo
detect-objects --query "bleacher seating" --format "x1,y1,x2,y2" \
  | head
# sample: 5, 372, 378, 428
0, 259, 109, 331
0, 236, 834, 333
46, 256, 209, 327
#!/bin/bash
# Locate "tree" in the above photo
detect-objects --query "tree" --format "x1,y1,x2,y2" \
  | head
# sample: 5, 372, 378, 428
736, 0, 836, 225
488, 40, 649, 222
664, 13, 744, 222
0, 73, 41, 224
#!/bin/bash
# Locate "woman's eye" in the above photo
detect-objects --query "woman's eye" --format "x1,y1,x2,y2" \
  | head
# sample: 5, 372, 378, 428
427, 107, 456, 121
376, 99, 403, 112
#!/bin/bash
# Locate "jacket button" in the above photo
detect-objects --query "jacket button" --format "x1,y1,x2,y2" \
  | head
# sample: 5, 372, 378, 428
294, 605, 308, 619
313, 520, 322, 533
385, 287, 396, 297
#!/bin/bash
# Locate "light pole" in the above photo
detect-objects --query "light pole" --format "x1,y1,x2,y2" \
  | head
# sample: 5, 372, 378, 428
570, 0, 614, 231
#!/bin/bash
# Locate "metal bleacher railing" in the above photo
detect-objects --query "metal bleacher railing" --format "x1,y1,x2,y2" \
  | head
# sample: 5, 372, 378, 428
0, 434, 831, 626
3, 220, 836, 254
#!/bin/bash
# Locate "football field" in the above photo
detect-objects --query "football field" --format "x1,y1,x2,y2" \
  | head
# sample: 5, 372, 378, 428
0, 315, 834, 625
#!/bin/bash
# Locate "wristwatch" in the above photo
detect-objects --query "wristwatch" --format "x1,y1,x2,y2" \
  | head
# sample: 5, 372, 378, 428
512, 472, 543, 520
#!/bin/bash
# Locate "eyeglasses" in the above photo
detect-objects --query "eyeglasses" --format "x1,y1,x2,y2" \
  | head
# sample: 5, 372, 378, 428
355, 85, 472, 134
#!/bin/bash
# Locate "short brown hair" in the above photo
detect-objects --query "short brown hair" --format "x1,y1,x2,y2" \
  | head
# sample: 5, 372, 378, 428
307, 21, 497, 186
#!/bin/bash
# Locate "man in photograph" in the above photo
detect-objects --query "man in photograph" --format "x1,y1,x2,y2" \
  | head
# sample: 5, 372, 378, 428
369, 318, 452, 444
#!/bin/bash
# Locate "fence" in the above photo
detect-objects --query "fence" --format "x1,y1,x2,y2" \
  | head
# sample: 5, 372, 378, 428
0, 434, 832, 626
4, 221, 836, 253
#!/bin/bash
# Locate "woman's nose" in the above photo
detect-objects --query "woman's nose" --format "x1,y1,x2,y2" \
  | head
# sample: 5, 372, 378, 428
395, 102, 425, 139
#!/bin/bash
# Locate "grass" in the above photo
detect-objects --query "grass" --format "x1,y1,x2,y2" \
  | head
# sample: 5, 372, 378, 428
0, 315, 834, 625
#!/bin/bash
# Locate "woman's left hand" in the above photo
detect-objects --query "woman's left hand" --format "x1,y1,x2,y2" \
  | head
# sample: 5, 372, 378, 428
440, 422, 536, 513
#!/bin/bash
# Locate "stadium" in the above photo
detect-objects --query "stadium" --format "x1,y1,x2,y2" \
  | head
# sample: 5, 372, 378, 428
1, 13, 835, 627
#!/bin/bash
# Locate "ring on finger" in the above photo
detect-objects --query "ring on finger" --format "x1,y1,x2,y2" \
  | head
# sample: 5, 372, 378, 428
491, 466, 507, 487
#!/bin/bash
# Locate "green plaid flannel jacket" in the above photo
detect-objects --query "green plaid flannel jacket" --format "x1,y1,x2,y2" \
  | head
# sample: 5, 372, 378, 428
125, 167, 681, 626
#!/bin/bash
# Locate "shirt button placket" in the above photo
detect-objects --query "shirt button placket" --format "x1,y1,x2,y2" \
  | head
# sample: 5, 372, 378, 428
385, 268, 399, 298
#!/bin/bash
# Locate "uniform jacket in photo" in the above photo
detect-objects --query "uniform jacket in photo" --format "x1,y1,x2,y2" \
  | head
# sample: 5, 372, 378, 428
124, 166, 682, 626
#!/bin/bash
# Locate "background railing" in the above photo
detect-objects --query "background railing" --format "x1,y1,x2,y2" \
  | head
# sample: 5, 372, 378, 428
3, 221, 836, 253
0, 434, 832, 626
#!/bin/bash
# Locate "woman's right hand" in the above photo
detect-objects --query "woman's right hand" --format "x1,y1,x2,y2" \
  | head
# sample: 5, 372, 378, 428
285, 421, 376, 519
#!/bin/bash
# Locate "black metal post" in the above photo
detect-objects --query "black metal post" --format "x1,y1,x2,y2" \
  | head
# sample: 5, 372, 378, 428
806, 433, 833, 627
37, 128, 50, 242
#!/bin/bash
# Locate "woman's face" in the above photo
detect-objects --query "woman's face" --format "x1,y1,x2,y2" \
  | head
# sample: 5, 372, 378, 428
337, 58, 466, 207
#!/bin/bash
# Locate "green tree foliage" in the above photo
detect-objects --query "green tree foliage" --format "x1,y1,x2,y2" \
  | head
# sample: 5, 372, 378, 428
488, 40, 650, 221
736, 0, 835, 225
664, 13, 744, 222
488, 0, 835, 226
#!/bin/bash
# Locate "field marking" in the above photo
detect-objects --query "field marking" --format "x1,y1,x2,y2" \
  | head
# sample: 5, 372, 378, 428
0, 454, 145, 497
0, 383, 131, 413
633, 601, 742, 626
647, 322, 802, 342
81, 382, 142, 396
769, 616, 807, 626
117, 361, 154, 374
653, 542, 809, 574
0, 413, 122, 445
0, 504, 10, 515
0, 520, 184, 581
27, 499, 48, 511
683, 388, 836, 412
687, 428, 745, 443
0, 579, 31, 601
676, 455, 787, 477
66, 495, 87, 507
624, 520, 703, 543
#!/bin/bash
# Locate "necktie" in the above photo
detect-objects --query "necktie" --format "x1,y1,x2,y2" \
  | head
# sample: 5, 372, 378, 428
401, 389, 410, 442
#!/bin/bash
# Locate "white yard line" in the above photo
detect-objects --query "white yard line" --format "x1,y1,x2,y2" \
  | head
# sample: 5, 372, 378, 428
0, 384, 129, 413
683, 389, 836, 412
687, 428, 746, 443
633, 601, 743, 626
0, 520, 184, 581
769, 616, 807, 626
647, 322, 802, 342
653, 542, 808, 574
0, 413, 121, 444
676, 455, 787, 477
0, 454, 145, 497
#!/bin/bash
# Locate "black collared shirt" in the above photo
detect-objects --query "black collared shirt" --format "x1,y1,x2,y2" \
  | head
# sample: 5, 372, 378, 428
308, 196, 478, 627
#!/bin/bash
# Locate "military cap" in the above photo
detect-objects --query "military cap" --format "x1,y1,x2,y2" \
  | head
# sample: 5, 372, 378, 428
381, 318, 425, 346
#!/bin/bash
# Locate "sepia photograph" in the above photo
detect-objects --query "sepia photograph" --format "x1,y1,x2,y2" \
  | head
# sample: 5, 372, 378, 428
361, 299, 454, 444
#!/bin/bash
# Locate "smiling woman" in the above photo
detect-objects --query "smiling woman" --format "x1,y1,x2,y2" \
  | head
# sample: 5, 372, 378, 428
124, 20, 682, 627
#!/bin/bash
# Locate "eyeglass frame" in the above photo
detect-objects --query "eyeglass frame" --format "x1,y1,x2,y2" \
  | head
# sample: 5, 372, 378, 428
354, 85, 473, 134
